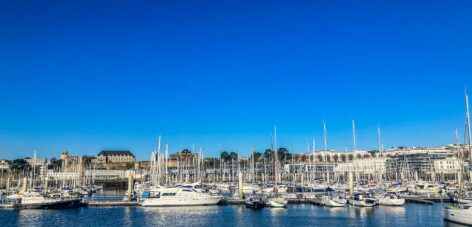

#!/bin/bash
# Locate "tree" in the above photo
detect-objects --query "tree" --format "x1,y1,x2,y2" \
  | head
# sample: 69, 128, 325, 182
229, 152, 238, 160
333, 155, 339, 163
48, 158, 63, 170
181, 149, 191, 154
277, 147, 291, 162
348, 154, 354, 161
264, 149, 274, 160
11, 159, 31, 172
252, 152, 263, 162
220, 151, 230, 162
340, 154, 347, 162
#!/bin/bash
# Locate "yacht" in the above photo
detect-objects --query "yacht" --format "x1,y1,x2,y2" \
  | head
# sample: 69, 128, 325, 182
349, 194, 377, 207
245, 196, 266, 210
378, 194, 405, 206
175, 182, 205, 193
19, 192, 82, 209
412, 182, 440, 194
321, 195, 347, 207
444, 204, 472, 225
141, 188, 222, 207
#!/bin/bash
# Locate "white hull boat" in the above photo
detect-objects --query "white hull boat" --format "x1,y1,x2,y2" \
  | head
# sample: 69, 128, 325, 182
141, 188, 222, 207
321, 196, 347, 207
349, 195, 377, 207
378, 198, 405, 206
269, 198, 288, 208
444, 205, 472, 225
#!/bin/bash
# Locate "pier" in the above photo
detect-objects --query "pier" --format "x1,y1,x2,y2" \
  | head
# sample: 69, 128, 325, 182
86, 201, 139, 207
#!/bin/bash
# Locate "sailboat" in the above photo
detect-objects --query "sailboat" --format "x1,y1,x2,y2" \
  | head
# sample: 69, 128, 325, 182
444, 90, 472, 225
321, 195, 347, 207
268, 126, 288, 208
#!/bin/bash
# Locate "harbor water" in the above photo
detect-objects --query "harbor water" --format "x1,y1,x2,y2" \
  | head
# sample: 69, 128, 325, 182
0, 190, 463, 226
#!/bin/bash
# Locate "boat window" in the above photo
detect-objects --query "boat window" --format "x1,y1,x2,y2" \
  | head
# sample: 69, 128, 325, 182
182, 189, 192, 192
162, 193, 177, 196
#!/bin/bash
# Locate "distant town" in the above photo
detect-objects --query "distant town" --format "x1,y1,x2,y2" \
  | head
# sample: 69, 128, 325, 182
1, 143, 470, 187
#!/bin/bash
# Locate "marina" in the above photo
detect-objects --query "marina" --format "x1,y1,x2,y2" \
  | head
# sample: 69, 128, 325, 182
3, 0, 472, 226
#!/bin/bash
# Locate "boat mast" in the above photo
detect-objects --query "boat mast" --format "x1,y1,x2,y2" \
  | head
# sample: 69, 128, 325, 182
465, 89, 472, 163
323, 120, 327, 151
352, 119, 357, 151
274, 125, 278, 187
377, 123, 382, 152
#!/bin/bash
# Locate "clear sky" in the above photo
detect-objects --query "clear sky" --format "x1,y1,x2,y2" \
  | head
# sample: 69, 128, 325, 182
0, 0, 471, 160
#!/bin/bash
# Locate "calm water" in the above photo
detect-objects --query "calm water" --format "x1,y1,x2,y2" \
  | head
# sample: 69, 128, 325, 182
1, 203, 465, 227
0, 190, 465, 227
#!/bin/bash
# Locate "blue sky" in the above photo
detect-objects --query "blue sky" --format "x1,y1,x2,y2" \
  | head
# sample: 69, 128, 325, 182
0, 0, 471, 160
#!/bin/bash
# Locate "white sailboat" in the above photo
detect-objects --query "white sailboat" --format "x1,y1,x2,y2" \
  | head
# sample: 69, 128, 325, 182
378, 194, 405, 206
321, 195, 347, 207
349, 194, 377, 207
444, 204, 472, 225
268, 126, 288, 208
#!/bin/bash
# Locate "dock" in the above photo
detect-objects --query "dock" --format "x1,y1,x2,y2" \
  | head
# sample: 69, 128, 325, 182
85, 201, 139, 207
403, 197, 434, 205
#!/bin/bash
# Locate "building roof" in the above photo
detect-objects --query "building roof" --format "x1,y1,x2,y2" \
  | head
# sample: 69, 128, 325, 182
98, 150, 135, 157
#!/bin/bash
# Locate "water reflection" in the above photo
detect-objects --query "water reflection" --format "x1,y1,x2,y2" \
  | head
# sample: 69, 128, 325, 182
269, 207, 287, 217
1, 203, 449, 227
326, 207, 346, 216
381, 206, 406, 215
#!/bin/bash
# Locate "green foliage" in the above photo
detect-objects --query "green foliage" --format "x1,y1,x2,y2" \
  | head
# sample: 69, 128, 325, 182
11, 159, 31, 172
277, 147, 292, 162
229, 152, 238, 160
126, 162, 135, 169
264, 149, 274, 159
48, 158, 63, 170
252, 152, 262, 162
220, 151, 230, 162
181, 149, 191, 154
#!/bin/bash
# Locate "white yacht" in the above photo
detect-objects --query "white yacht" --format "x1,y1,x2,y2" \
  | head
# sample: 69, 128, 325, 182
175, 182, 204, 193
349, 194, 377, 207
378, 194, 405, 206
141, 188, 222, 207
412, 182, 440, 194
444, 204, 472, 225
20, 192, 82, 209
241, 183, 261, 193
321, 195, 347, 207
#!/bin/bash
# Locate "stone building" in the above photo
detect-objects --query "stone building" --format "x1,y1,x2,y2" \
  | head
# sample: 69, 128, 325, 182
97, 150, 136, 163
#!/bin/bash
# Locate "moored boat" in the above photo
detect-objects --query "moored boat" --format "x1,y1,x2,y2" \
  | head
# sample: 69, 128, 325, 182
444, 204, 472, 226
349, 194, 377, 207
378, 194, 405, 206
141, 188, 222, 207
321, 195, 347, 207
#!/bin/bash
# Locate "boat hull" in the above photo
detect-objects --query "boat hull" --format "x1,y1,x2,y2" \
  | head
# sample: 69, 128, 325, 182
246, 201, 266, 210
349, 199, 376, 207
378, 198, 405, 206
19, 199, 83, 209
141, 196, 222, 207
444, 208, 472, 226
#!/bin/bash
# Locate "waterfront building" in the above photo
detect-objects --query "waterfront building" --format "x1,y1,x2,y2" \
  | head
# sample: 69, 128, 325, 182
97, 150, 136, 163
24, 158, 47, 166
0, 160, 11, 171
335, 157, 387, 181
